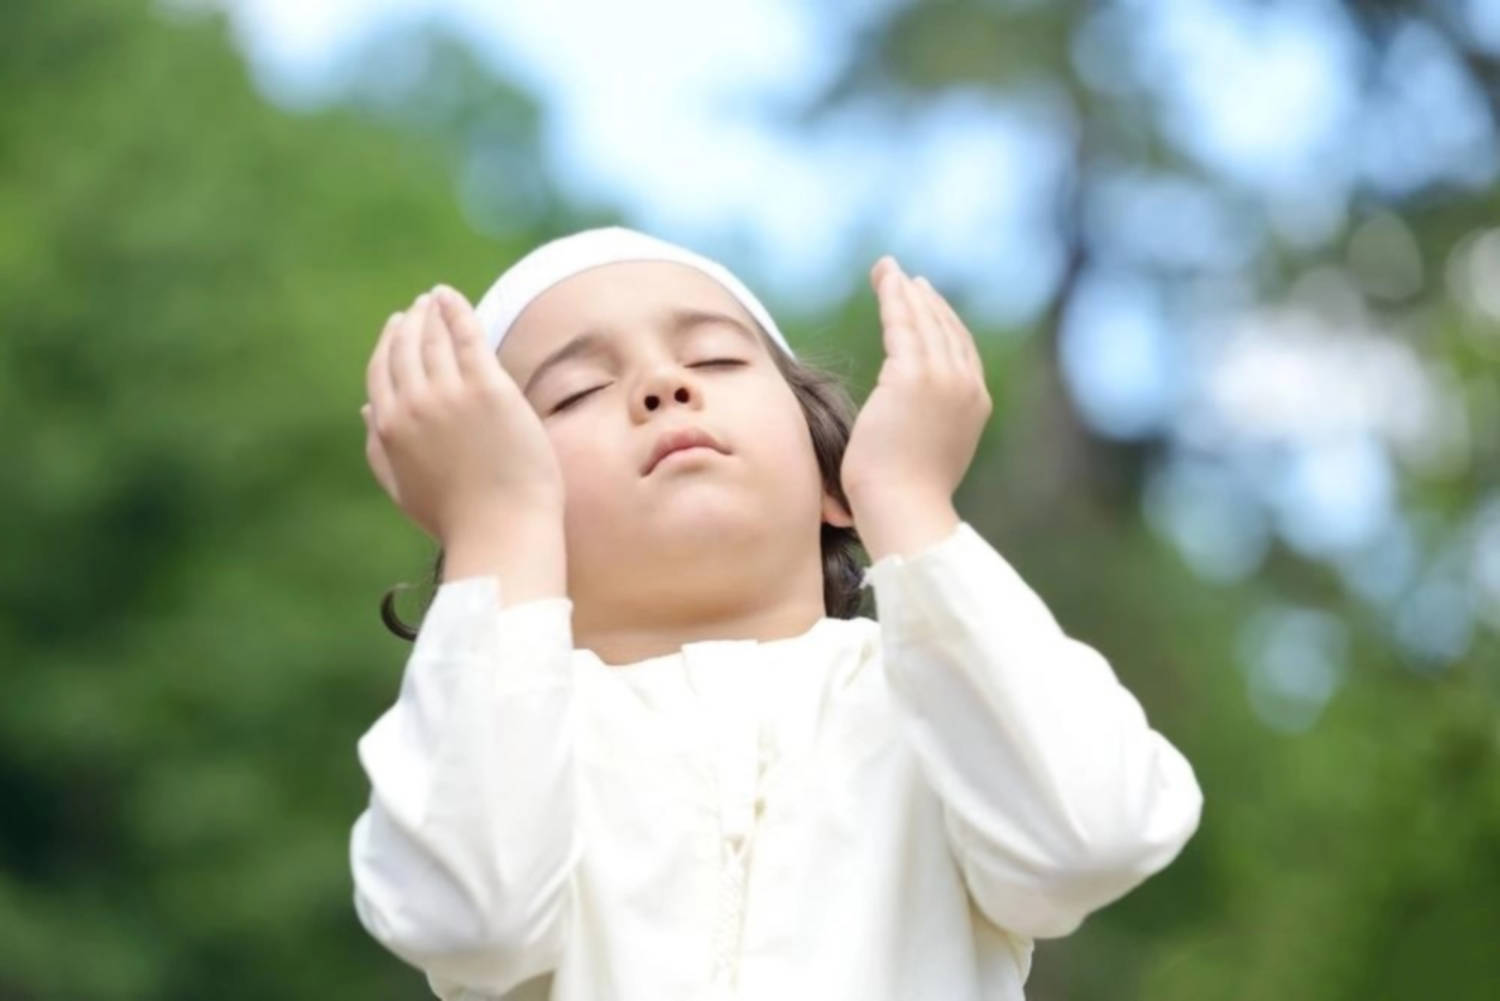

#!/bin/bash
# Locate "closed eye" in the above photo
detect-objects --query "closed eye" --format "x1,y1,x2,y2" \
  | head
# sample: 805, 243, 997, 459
549, 386, 603, 414
549, 361, 745, 415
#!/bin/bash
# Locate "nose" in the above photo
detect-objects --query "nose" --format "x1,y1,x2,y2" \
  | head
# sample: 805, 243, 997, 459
631, 364, 702, 421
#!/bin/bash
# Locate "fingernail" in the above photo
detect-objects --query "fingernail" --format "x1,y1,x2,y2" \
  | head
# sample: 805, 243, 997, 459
417, 292, 430, 307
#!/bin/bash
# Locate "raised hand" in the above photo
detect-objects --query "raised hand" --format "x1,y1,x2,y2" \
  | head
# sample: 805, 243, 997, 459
361, 285, 565, 546
840, 256, 991, 556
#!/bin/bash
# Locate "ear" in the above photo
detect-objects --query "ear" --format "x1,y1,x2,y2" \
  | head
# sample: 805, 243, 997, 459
821, 490, 855, 529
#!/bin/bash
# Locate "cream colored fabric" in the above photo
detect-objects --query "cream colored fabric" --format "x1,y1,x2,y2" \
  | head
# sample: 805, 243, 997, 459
473, 226, 796, 359
349, 521, 1203, 1000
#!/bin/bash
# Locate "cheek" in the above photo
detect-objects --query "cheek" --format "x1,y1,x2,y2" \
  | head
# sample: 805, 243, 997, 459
547, 423, 625, 510
764, 384, 817, 455
744, 388, 822, 485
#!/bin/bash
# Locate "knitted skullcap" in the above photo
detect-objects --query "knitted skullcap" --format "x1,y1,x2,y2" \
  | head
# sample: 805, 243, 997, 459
473, 225, 795, 359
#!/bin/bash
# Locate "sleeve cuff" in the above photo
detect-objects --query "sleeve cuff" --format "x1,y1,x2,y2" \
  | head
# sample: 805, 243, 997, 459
858, 518, 973, 591
857, 519, 1066, 647
413, 576, 574, 682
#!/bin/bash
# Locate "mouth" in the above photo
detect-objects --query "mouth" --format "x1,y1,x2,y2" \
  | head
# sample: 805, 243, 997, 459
653, 445, 718, 469
644, 428, 729, 475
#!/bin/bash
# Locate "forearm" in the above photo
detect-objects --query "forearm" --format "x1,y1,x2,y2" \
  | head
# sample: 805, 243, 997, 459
862, 520, 1203, 936
351, 578, 578, 990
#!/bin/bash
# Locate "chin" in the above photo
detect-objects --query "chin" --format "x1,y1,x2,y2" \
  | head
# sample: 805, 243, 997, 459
640, 495, 776, 547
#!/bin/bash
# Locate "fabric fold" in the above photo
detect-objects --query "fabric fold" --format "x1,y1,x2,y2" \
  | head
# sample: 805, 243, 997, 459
863, 521, 1204, 939
351, 579, 581, 997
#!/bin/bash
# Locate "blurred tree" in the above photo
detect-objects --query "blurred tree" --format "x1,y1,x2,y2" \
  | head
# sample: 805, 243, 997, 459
0, 0, 605, 997
787, 1, 1500, 998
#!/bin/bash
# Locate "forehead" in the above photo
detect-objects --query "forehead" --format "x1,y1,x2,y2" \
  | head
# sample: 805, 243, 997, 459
498, 260, 754, 371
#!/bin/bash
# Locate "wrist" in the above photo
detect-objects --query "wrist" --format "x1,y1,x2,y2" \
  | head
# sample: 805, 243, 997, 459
848, 489, 959, 563
440, 510, 567, 603
442, 493, 561, 541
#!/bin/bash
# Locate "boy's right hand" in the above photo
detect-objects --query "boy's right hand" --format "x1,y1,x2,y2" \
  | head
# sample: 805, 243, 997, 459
361, 284, 565, 545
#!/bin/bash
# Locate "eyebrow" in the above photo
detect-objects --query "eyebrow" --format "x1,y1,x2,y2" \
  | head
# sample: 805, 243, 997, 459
521, 307, 761, 396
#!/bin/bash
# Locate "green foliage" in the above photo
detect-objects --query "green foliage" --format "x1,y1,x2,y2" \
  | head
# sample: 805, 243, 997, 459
0, 1, 593, 996
822, 1, 1500, 997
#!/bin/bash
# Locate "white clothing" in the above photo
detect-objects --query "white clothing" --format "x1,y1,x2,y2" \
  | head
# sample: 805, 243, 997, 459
472, 225, 796, 359
349, 521, 1203, 1000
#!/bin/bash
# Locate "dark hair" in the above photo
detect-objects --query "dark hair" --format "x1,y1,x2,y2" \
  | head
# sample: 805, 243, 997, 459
379, 325, 868, 641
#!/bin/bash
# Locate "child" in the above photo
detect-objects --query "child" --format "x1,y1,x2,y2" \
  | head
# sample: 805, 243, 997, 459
351, 226, 1203, 1001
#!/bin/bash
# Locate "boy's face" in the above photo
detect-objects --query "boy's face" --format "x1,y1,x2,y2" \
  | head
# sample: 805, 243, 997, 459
498, 260, 849, 627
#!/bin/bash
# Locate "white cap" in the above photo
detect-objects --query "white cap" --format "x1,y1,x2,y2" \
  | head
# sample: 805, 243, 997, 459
473, 225, 796, 359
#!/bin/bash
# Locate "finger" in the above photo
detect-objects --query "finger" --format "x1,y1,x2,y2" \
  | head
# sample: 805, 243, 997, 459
419, 286, 462, 391
367, 311, 403, 417
913, 275, 967, 373
899, 268, 950, 372
900, 273, 954, 373
435, 284, 509, 393
927, 282, 984, 375
874, 258, 925, 365
390, 292, 431, 397
362, 404, 400, 499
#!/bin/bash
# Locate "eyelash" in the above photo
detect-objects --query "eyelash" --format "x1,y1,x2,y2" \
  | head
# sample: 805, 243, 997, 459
549, 360, 746, 414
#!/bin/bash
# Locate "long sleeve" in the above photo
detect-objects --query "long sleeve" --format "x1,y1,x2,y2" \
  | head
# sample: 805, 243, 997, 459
862, 521, 1203, 940
349, 574, 580, 998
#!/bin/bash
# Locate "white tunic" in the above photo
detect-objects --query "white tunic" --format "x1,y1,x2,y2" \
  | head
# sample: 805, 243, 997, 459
349, 521, 1203, 1000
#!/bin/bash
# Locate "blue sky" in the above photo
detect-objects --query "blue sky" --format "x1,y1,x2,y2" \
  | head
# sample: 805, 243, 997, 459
195, 0, 1096, 323
191, 0, 1500, 679
199, 0, 1496, 322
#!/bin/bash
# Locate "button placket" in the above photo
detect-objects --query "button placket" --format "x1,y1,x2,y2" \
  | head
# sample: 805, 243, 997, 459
689, 645, 763, 992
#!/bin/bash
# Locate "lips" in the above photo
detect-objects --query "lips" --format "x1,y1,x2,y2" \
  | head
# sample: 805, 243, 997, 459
644, 426, 729, 474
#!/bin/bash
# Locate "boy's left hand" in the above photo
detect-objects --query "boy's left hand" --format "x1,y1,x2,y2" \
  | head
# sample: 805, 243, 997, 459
841, 256, 991, 524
